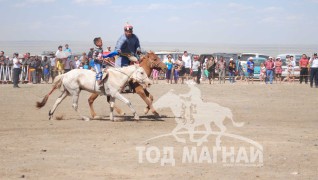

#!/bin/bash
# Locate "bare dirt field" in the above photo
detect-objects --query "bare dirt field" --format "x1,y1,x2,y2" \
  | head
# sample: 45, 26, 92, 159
0, 81, 317, 179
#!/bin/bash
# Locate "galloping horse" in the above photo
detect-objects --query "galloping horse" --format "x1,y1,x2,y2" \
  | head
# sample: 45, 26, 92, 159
36, 65, 151, 121
88, 51, 167, 119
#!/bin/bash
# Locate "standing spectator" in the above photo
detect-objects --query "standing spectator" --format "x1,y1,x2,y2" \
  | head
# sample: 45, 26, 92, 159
235, 56, 244, 82
63, 57, 71, 73
43, 64, 50, 83
164, 54, 175, 83
20, 55, 28, 83
0, 51, 4, 59
182, 51, 192, 81
228, 58, 236, 83
309, 53, 318, 88
56, 58, 64, 75
202, 58, 209, 81
151, 69, 159, 84
192, 56, 200, 83
264, 57, 274, 84
275, 57, 283, 84
35, 56, 42, 83
299, 54, 309, 84
165, 56, 173, 84
12, 53, 21, 88
41, 56, 50, 82
79, 52, 87, 63
290, 55, 296, 82
50, 55, 57, 83
82, 60, 89, 70
177, 55, 186, 84
55, 45, 63, 57
87, 48, 94, 59
64, 44, 72, 54
217, 56, 226, 84
206, 56, 216, 84
74, 56, 81, 69
247, 57, 255, 84
173, 56, 183, 84
259, 63, 266, 84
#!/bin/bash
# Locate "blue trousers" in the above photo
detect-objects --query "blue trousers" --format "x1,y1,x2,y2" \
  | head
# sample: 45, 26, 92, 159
94, 63, 102, 80
266, 70, 273, 84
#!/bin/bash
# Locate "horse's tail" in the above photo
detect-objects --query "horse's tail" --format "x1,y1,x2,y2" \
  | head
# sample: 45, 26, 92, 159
227, 109, 244, 127
36, 74, 64, 109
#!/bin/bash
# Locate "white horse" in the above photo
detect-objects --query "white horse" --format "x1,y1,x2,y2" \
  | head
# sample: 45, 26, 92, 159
36, 65, 151, 121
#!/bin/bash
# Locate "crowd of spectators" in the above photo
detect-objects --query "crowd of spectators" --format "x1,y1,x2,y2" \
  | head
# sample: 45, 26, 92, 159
0, 44, 114, 87
160, 51, 318, 88
1, 47, 318, 89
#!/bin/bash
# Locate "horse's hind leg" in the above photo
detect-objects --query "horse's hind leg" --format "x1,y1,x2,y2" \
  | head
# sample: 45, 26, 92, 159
49, 91, 68, 120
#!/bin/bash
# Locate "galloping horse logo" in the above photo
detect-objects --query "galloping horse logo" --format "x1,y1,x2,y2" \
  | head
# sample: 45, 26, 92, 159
150, 81, 251, 148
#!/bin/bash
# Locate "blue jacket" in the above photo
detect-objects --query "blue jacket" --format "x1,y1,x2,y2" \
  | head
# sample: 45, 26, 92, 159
115, 34, 140, 67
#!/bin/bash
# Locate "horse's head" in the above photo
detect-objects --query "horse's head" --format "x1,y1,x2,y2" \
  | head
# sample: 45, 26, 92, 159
140, 51, 167, 73
131, 66, 152, 88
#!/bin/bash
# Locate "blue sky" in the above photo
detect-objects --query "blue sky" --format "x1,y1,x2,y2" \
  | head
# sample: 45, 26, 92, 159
0, 0, 317, 44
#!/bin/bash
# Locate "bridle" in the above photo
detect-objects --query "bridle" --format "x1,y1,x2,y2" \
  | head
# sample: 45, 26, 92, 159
113, 65, 148, 84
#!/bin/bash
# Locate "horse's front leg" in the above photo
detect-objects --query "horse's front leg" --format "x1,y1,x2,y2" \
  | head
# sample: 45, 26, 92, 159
114, 93, 139, 121
135, 86, 159, 116
107, 96, 125, 116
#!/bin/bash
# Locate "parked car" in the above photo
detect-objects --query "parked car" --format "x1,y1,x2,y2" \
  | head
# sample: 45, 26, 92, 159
276, 54, 302, 77
240, 53, 269, 62
242, 57, 267, 79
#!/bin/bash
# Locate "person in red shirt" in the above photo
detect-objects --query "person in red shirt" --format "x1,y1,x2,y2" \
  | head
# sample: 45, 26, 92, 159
299, 54, 309, 84
264, 57, 274, 84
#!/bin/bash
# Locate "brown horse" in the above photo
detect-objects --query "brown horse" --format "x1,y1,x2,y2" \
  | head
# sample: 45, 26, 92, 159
88, 51, 167, 118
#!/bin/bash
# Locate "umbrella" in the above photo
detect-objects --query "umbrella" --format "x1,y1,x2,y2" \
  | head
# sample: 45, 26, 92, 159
55, 51, 71, 59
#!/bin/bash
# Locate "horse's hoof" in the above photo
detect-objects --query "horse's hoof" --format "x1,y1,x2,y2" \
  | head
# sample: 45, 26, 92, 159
93, 115, 102, 120
144, 108, 150, 114
152, 111, 160, 117
134, 115, 140, 121
82, 117, 90, 121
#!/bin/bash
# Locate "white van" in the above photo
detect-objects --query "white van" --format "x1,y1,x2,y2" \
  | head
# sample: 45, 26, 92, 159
240, 53, 270, 62
277, 54, 302, 77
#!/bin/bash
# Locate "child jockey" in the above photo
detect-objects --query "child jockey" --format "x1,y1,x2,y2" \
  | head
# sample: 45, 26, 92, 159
92, 37, 104, 87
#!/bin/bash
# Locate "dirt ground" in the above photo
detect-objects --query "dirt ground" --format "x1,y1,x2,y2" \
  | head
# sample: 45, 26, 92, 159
0, 80, 317, 180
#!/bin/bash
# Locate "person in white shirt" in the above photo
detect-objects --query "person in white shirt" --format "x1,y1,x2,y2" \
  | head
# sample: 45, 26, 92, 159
74, 56, 81, 69
290, 55, 296, 82
12, 53, 21, 88
309, 53, 318, 88
182, 51, 192, 80
50, 56, 57, 83
192, 56, 201, 83
163, 54, 175, 64
55, 45, 63, 57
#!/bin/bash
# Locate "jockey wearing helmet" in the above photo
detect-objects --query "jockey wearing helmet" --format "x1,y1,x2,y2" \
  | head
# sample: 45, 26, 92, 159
115, 23, 141, 68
